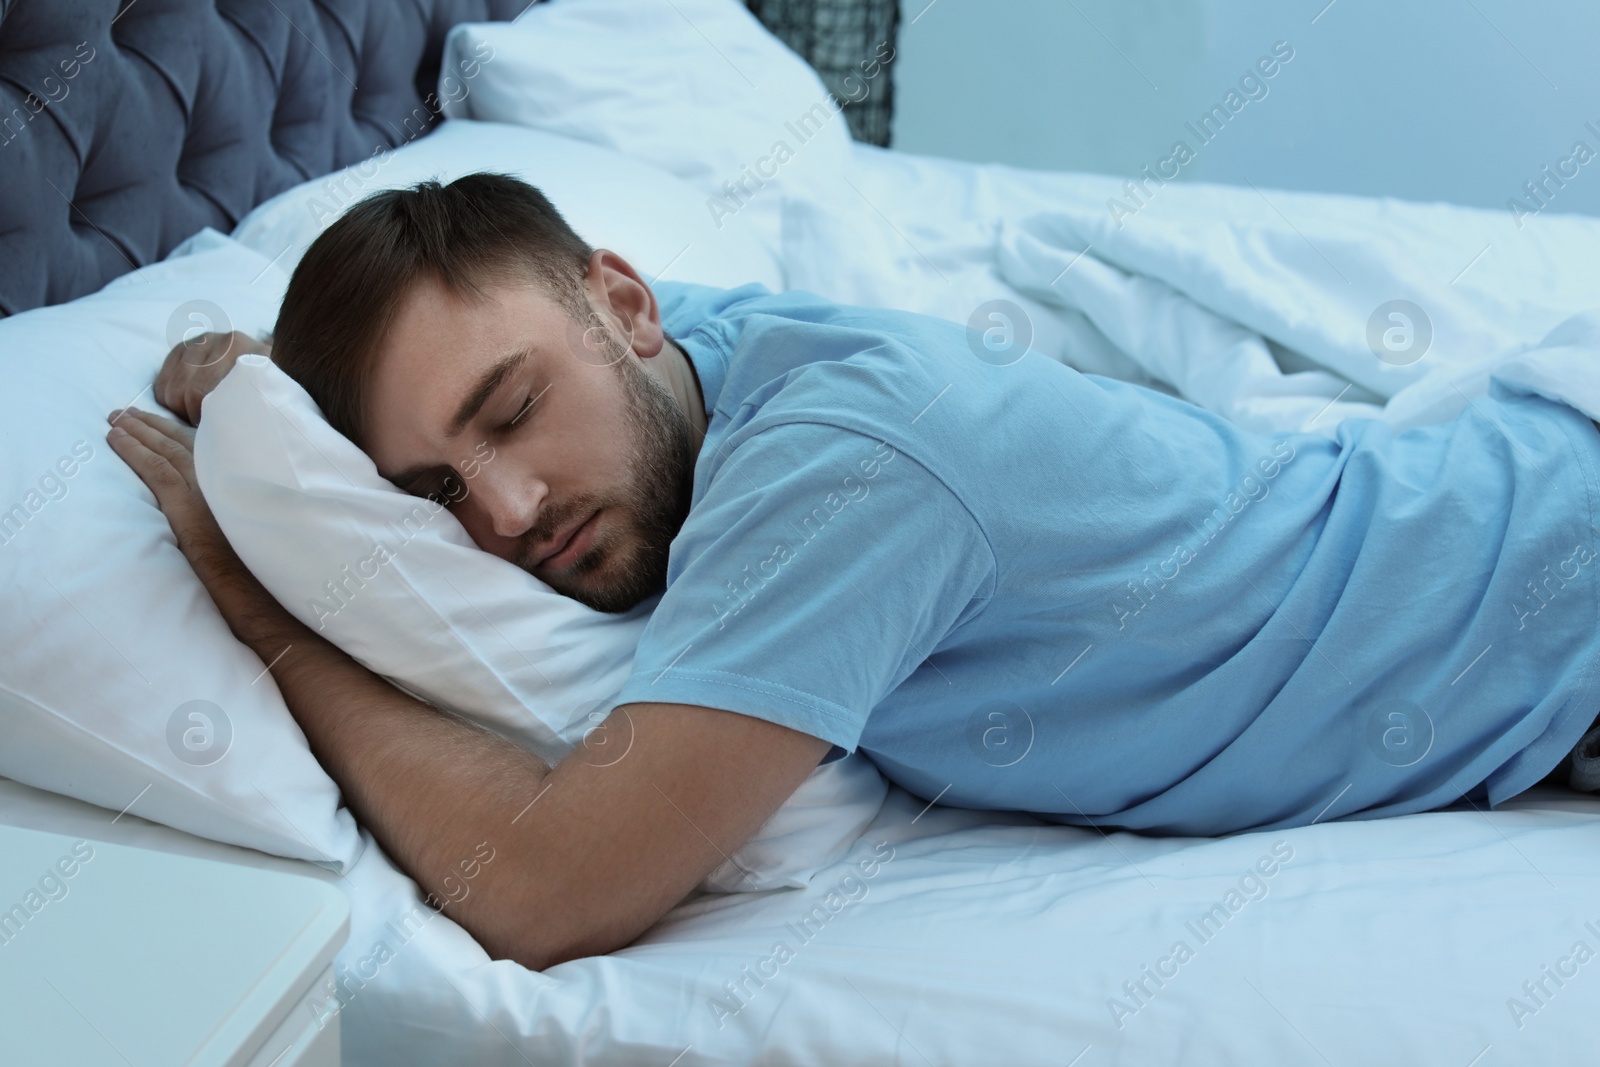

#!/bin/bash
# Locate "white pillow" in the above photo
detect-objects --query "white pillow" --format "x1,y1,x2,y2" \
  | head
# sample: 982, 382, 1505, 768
440, 0, 859, 259
196, 355, 887, 892
231, 119, 782, 293
0, 230, 360, 871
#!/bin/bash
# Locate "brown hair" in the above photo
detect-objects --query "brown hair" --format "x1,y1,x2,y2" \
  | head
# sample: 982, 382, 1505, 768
270, 172, 594, 448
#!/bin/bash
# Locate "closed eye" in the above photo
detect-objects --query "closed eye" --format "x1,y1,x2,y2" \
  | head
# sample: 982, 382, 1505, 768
500, 382, 551, 435
402, 468, 461, 507
387, 467, 455, 508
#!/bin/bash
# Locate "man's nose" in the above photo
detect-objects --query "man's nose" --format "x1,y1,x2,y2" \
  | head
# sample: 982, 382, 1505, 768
469, 464, 549, 541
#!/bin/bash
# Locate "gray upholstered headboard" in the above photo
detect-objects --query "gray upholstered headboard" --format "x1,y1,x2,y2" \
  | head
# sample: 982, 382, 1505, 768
0, 0, 531, 318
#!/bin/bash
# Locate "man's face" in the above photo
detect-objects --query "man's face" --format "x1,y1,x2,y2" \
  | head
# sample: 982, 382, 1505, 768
363, 273, 694, 613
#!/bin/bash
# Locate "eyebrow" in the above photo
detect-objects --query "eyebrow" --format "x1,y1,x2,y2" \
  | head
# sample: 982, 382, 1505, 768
388, 348, 528, 489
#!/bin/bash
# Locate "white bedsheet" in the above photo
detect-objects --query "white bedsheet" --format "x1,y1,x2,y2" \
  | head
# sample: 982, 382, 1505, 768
10, 770, 1600, 1066
20, 147, 1600, 1066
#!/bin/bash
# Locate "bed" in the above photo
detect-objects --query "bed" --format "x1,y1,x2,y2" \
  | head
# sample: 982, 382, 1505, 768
7, 2, 1600, 1064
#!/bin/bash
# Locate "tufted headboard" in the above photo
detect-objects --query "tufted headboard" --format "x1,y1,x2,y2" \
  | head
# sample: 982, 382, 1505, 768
0, 0, 533, 317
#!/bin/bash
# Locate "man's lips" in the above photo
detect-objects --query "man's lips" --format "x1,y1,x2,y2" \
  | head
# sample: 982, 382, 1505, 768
531, 510, 599, 571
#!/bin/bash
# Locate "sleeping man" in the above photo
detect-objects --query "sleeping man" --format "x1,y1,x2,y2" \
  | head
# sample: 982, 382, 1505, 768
107, 173, 1600, 970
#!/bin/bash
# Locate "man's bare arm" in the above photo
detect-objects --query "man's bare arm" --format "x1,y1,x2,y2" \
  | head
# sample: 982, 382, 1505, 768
241, 607, 828, 966
108, 405, 831, 969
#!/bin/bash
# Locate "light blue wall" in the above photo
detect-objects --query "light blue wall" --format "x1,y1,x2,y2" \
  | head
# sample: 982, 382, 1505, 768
892, 0, 1600, 218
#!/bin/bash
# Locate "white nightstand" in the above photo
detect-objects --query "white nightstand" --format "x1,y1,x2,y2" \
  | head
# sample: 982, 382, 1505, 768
0, 820, 349, 1065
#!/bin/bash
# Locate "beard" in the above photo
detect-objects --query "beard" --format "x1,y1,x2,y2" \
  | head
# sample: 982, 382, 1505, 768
512, 332, 695, 613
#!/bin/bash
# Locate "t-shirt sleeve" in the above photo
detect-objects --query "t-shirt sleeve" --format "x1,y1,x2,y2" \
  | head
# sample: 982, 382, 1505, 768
610, 421, 995, 752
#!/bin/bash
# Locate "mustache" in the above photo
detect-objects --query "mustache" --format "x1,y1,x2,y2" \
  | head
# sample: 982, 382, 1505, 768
514, 495, 604, 571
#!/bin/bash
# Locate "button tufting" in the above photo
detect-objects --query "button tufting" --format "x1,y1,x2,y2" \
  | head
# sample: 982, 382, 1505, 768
0, 0, 535, 317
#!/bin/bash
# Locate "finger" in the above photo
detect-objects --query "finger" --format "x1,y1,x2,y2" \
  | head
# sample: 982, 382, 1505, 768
111, 404, 196, 444
110, 408, 193, 457
106, 422, 195, 509
151, 375, 188, 426
105, 424, 235, 577
183, 333, 234, 369
107, 408, 198, 486
169, 335, 207, 371
155, 345, 182, 409
150, 363, 197, 426
160, 336, 193, 374
167, 335, 202, 370
176, 337, 207, 369
159, 375, 201, 424
107, 403, 154, 431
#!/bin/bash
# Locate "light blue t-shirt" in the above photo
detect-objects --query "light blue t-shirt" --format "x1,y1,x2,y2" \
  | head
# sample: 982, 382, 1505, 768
609, 282, 1600, 835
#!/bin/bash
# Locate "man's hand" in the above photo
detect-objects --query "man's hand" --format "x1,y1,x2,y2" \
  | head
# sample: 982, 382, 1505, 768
105, 406, 294, 640
156, 330, 271, 426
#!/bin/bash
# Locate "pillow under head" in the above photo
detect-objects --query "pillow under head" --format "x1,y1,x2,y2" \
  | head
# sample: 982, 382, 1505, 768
196, 355, 886, 891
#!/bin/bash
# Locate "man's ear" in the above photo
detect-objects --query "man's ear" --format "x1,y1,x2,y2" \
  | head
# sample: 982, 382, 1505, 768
583, 249, 666, 360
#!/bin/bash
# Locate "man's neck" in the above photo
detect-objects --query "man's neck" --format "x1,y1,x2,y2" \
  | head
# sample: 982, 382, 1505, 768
659, 338, 709, 460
